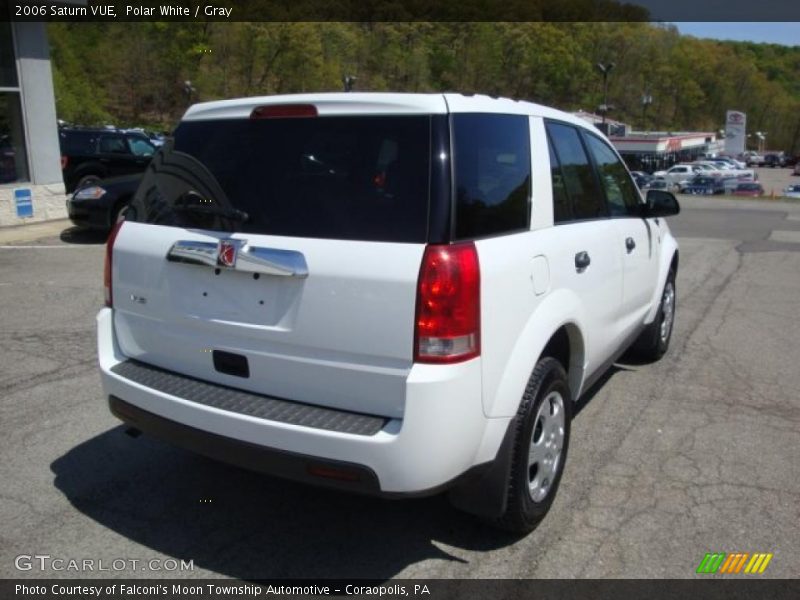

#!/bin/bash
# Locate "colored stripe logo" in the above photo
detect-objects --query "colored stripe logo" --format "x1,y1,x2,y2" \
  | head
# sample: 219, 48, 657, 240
697, 552, 773, 574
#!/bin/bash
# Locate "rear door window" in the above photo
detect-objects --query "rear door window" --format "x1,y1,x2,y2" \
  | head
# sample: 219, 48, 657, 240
98, 134, 129, 154
129, 116, 432, 243
546, 122, 607, 220
452, 114, 531, 239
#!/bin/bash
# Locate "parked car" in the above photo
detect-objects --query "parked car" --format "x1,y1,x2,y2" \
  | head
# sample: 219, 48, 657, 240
122, 127, 166, 147
764, 153, 786, 168
782, 184, 800, 199
66, 174, 143, 231
720, 176, 742, 194
740, 151, 765, 166
630, 170, 654, 189
713, 156, 747, 169
693, 160, 755, 180
99, 93, 680, 533
732, 182, 765, 197
680, 176, 723, 195
644, 178, 670, 191
59, 127, 156, 193
653, 164, 704, 186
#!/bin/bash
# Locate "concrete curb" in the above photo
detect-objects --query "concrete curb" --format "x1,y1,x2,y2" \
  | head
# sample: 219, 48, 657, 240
0, 218, 71, 244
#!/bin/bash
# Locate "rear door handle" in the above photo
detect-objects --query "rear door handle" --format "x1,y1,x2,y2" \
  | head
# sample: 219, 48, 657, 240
626, 237, 636, 252
574, 251, 591, 271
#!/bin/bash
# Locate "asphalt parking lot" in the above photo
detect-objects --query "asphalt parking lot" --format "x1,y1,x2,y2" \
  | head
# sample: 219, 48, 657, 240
1, 197, 799, 580
751, 166, 798, 198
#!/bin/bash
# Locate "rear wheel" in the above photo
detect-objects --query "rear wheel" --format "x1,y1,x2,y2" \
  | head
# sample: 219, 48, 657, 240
496, 357, 572, 533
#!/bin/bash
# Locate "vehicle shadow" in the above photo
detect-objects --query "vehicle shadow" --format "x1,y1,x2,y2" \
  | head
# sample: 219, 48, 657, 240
573, 364, 633, 418
59, 226, 108, 245
51, 427, 522, 580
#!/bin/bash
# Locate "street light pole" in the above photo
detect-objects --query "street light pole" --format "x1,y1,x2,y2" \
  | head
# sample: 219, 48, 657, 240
342, 75, 357, 92
596, 62, 615, 125
641, 92, 653, 131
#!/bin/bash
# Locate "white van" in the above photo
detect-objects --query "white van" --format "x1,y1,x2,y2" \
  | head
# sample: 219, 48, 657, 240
98, 93, 679, 532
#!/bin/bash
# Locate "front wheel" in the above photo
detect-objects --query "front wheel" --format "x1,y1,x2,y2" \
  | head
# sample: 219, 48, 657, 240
630, 269, 676, 362
75, 174, 102, 191
496, 357, 572, 533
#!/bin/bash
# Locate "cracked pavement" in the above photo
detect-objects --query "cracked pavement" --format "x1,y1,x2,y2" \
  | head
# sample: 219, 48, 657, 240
0, 198, 798, 579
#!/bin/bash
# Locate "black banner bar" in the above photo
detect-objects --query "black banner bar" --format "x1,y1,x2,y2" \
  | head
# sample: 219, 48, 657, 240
4, 0, 800, 22
3, 579, 800, 600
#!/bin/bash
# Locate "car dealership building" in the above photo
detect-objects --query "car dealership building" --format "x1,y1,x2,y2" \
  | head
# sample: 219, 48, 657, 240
0, 20, 67, 227
574, 110, 722, 173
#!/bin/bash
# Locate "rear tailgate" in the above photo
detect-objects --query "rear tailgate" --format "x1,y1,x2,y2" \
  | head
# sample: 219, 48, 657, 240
112, 225, 423, 419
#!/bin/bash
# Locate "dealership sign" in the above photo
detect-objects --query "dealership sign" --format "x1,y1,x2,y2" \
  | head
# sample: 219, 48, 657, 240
14, 188, 33, 219
725, 110, 746, 155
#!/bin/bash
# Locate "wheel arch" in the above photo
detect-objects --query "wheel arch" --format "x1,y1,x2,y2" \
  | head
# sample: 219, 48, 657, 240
484, 289, 588, 418
644, 234, 679, 325
108, 193, 134, 229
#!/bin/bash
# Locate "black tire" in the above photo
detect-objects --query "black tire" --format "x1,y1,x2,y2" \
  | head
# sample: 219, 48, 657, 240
76, 174, 102, 190
630, 269, 676, 362
496, 357, 572, 533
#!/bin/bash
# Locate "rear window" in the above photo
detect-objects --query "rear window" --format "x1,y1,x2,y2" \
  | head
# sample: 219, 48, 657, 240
60, 131, 98, 155
127, 116, 432, 243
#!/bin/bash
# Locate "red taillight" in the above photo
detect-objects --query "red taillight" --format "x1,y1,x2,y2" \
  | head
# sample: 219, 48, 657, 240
414, 242, 480, 364
250, 104, 317, 119
104, 221, 124, 307
61, 155, 68, 169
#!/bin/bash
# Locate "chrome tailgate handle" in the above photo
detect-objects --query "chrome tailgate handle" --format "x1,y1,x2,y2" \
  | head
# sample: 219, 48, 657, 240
238, 246, 308, 278
167, 240, 308, 278
166, 240, 218, 266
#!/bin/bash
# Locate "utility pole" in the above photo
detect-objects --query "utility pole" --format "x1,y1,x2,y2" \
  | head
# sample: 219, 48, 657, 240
596, 62, 615, 125
641, 93, 653, 131
342, 75, 357, 92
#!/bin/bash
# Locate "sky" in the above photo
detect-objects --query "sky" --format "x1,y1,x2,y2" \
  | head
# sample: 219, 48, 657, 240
673, 22, 800, 47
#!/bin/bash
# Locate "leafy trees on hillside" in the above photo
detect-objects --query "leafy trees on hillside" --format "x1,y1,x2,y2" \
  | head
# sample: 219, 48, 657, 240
47, 22, 800, 153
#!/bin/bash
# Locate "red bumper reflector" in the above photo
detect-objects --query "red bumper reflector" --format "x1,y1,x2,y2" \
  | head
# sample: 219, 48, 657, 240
307, 465, 361, 482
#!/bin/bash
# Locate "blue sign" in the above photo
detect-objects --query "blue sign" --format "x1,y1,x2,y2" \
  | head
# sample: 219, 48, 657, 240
14, 188, 33, 218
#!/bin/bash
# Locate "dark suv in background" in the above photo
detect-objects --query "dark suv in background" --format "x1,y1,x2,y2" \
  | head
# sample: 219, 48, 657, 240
764, 153, 787, 168
59, 127, 156, 192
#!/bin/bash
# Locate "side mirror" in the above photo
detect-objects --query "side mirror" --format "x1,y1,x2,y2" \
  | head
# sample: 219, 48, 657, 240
644, 189, 680, 218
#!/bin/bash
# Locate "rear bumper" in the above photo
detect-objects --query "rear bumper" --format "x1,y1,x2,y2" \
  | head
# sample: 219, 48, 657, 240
109, 395, 383, 494
97, 308, 511, 494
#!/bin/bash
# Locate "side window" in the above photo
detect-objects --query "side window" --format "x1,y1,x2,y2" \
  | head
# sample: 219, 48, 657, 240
128, 137, 155, 157
584, 133, 641, 217
547, 134, 571, 223
452, 114, 531, 239
99, 134, 129, 154
546, 122, 606, 220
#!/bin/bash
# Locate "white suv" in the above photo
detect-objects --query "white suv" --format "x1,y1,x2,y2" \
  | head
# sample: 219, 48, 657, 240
97, 93, 679, 532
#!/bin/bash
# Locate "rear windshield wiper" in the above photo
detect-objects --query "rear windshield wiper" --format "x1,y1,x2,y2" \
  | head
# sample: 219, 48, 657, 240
172, 200, 249, 224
